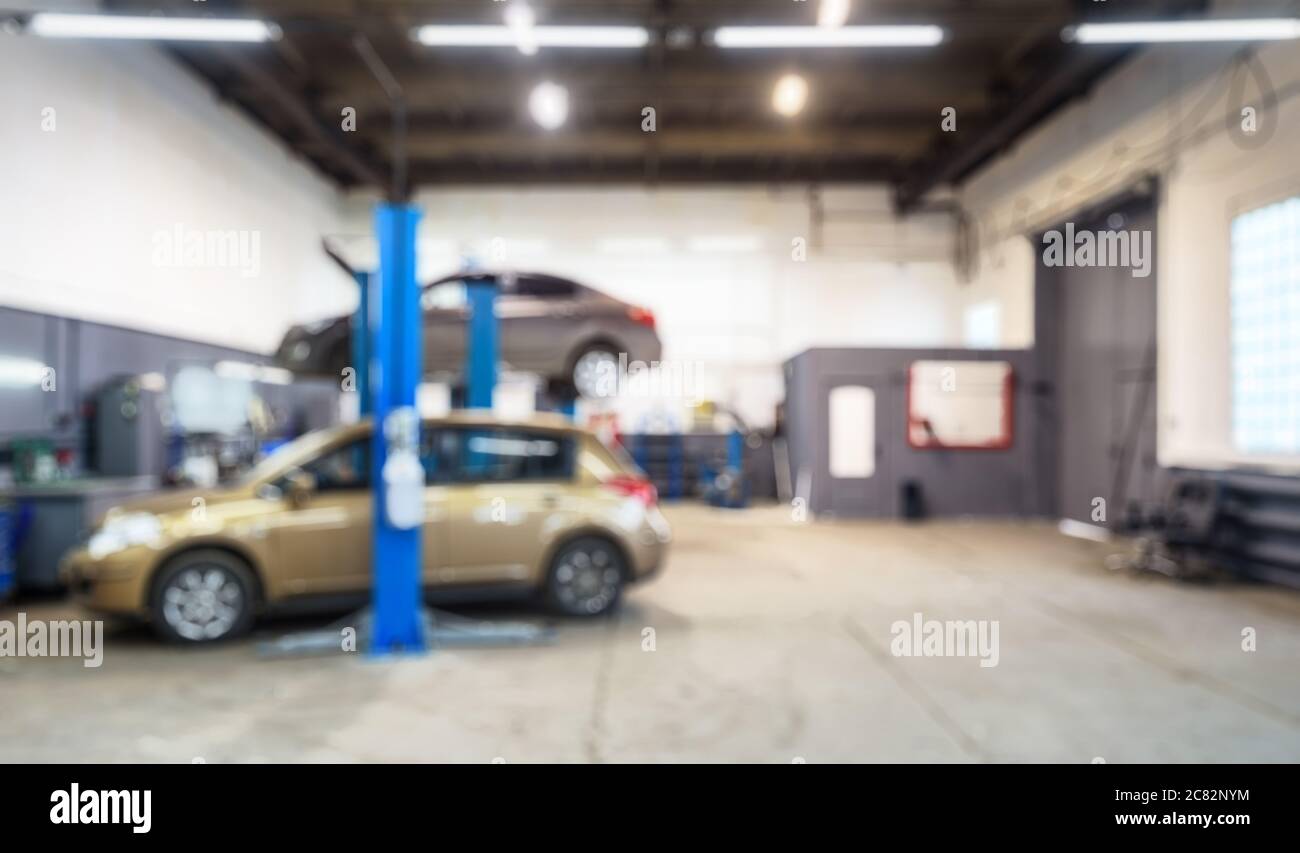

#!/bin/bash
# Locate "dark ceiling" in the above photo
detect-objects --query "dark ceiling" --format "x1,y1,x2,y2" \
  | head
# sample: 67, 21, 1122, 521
91, 0, 1208, 210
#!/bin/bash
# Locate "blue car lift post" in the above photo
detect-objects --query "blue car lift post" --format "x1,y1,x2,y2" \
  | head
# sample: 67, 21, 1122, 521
369, 204, 426, 653
464, 275, 497, 409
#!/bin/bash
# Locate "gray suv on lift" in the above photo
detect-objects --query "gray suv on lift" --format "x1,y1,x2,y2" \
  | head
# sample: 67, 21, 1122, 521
275, 272, 662, 398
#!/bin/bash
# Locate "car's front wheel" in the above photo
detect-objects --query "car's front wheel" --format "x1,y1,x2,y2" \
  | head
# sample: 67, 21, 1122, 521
150, 550, 257, 643
544, 537, 626, 617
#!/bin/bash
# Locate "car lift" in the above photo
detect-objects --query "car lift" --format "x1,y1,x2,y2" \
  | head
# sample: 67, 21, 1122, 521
260, 229, 555, 658
261, 41, 551, 658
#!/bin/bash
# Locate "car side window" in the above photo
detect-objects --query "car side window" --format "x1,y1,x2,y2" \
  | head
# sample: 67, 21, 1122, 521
431, 427, 574, 484
421, 428, 453, 485
303, 439, 370, 491
513, 276, 576, 298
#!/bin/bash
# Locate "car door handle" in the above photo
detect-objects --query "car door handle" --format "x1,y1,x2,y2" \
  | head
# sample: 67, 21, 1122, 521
541, 493, 559, 508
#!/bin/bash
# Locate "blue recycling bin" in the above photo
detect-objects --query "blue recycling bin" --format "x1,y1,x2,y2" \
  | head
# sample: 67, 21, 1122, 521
0, 504, 14, 602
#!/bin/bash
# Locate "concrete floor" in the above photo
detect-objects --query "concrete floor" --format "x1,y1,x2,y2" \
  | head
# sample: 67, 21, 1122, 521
3, 504, 1299, 763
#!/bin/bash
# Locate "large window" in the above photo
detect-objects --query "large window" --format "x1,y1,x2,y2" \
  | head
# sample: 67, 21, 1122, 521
1231, 196, 1300, 455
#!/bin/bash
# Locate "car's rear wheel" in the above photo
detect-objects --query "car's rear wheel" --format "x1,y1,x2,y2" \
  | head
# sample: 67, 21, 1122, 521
570, 345, 620, 399
150, 550, 257, 643
544, 537, 626, 617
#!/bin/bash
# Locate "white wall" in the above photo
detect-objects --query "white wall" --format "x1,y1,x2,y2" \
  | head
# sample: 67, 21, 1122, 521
956, 4, 1300, 471
0, 35, 348, 354
338, 186, 964, 427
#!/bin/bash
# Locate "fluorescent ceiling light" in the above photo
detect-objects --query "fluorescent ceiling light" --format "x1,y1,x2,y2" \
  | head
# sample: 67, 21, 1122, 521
818, 0, 852, 29
1066, 18, 1300, 43
214, 361, 259, 382
416, 25, 649, 49
0, 357, 48, 387
28, 13, 277, 42
258, 366, 294, 386
214, 361, 292, 385
773, 73, 810, 117
715, 25, 942, 48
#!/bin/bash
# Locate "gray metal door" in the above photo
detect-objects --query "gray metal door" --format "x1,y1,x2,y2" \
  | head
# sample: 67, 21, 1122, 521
818, 377, 889, 517
1054, 204, 1159, 527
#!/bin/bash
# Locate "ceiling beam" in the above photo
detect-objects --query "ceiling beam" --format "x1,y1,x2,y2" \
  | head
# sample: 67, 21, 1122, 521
315, 66, 993, 114
205, 45, 390, 190
407, 158, 900, 185
387, 110, 980, 133
386, 126, 931, 160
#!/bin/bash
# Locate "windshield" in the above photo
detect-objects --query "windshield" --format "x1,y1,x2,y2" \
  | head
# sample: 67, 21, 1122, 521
238, 426, 357, 486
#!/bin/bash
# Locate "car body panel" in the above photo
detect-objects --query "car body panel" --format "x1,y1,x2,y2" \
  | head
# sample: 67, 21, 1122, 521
263, 489, 371, 595
60, 413, 669, 622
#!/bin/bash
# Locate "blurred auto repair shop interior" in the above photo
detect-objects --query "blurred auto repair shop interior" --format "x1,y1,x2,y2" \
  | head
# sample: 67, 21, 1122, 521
1, 0, 1299, 763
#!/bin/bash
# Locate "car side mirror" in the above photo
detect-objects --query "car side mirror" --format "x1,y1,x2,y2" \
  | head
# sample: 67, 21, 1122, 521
284, 469, 317, 508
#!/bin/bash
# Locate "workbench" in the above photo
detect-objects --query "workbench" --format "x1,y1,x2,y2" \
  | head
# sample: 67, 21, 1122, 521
2, 476, 159, 592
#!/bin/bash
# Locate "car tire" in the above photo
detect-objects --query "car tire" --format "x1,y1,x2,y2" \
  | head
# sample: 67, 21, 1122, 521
150, 550, 258, 644
544, 536, 626, 617
568, 344, 620, 399
327, 340, 351, 379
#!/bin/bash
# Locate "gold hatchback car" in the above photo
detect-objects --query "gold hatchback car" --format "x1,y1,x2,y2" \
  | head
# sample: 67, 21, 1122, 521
61, 412, 670, 642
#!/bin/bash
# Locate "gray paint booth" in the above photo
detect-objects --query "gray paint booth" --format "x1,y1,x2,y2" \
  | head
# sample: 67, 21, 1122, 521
783, 347, 1054, 518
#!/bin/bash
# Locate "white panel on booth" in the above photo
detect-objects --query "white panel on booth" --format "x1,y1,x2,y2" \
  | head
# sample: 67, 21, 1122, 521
829, 385, 876, 478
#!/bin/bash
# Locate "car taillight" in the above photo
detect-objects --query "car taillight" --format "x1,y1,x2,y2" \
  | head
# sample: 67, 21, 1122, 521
627, 306, 656, 330
604, 474, 658, 506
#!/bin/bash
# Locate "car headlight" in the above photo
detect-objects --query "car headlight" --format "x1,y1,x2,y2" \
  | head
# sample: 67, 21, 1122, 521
87, 512, 163, 560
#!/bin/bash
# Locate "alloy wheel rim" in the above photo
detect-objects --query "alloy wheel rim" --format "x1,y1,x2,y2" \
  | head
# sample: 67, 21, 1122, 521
554, 545, 621, 614
162, 566, 243, 641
